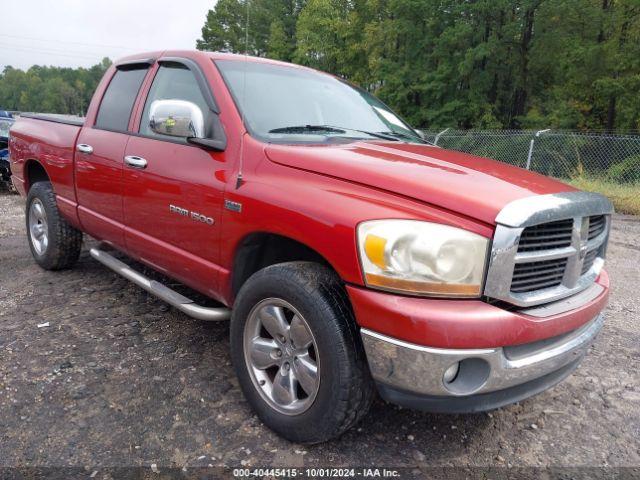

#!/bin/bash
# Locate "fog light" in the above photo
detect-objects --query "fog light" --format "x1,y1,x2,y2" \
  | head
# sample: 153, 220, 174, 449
442, 358, 491, 395
443, 362, 460, 383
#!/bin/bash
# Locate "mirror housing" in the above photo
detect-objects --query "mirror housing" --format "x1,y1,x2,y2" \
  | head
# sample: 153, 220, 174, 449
149, 99, 205, 138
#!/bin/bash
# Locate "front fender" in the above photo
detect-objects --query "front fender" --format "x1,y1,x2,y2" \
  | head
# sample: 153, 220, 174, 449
217, 161, 493, 304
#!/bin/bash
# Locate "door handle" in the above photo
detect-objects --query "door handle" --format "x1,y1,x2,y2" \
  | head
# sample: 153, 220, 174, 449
124, 155, 148, 169
77, 144, 93, 154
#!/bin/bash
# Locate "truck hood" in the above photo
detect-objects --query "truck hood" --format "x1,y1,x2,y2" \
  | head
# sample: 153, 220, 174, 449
265, 142, 576, 225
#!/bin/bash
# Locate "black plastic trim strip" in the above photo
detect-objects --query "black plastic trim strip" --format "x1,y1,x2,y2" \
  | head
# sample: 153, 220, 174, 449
115, 58, 155, 70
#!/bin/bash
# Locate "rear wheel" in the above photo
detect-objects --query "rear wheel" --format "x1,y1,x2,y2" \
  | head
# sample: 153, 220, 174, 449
26, 181, 82, 270
230, 261, 374, 444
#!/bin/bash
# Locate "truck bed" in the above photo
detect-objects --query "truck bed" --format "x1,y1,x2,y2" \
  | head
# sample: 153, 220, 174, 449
9, 114, 83, 206
20, 113, 85, 127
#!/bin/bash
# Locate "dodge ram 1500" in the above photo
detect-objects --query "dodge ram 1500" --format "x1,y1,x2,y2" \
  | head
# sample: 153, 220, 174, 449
9, 50, 612, 443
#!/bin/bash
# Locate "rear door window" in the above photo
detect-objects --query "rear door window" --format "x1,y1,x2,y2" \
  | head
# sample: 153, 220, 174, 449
95, 67, 148, 132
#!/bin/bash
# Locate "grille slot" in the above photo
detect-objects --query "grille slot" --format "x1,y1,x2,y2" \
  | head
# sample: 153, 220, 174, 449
511, 258, 568, 293
581, 249, 599, 275
588, 215, 606, 240
517, 219, 573, 252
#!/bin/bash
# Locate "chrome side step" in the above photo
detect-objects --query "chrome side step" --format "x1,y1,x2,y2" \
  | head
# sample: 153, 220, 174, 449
89, 246, 231, 321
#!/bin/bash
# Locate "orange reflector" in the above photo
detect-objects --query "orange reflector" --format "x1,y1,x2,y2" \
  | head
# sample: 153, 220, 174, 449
364, 234, 387, 269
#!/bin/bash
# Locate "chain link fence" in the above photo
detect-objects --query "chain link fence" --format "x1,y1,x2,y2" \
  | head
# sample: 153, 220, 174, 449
422, 129, 640, 185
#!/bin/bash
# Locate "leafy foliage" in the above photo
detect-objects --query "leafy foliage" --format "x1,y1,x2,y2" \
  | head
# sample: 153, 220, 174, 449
608, 154, 640, 183
0, 58, 111, 115
3, 1, 638, 130
197, 0, 640, 131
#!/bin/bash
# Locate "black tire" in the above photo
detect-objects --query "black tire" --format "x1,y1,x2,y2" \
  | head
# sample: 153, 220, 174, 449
26, 181, 83, 270
230, 261, 374, 444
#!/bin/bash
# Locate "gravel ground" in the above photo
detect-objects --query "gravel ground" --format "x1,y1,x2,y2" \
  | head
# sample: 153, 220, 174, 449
1, 190, 639, 475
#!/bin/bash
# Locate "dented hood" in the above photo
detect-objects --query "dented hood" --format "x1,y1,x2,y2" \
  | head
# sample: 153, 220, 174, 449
265, 141, 576, 225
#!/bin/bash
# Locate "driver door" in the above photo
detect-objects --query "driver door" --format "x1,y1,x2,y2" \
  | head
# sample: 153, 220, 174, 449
122, 60, 228, 298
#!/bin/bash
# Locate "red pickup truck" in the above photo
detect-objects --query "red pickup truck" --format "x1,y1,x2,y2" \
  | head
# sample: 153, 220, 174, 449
9, 50, 612, 443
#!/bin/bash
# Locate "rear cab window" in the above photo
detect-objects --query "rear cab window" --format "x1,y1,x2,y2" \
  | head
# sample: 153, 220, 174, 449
95, 66, 148, 132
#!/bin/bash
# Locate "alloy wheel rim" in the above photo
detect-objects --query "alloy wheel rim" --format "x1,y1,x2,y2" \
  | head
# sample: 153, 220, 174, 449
29, 199, 49, 256
243, 298, 320, 415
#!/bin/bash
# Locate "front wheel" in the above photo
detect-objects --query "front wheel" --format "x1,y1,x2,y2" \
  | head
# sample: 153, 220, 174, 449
230, 262, 374, 443
26, 181, 83, 270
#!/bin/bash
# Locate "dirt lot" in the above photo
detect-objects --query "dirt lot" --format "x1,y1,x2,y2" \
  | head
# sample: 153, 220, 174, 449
1, 190, 639, 475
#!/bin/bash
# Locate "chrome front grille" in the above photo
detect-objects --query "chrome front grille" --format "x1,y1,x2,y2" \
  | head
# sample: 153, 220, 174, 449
484, 192, 613, 308
509, 216, 608, 296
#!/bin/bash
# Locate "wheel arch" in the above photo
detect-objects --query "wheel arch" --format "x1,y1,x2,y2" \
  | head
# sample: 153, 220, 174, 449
23, 159, 50, 191
230, 231, 341, 298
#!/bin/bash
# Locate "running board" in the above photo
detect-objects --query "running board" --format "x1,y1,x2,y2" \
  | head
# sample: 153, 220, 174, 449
89, 246, 231, 321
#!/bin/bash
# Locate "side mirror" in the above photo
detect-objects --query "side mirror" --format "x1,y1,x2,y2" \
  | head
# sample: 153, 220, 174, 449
149, 99, 205, 138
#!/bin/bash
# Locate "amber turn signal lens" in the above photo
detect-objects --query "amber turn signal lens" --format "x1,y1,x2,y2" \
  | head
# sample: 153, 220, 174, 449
363, 234, 387, 270
364, 273, 481, 297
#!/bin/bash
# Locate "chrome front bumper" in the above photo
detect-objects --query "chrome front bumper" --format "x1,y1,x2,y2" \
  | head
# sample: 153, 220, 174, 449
361, 314, 603, 400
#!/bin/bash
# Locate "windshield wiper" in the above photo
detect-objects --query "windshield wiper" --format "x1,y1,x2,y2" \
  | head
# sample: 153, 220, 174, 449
268, 125, 346, 134
376, 131, 431, 144
268, 124, 399, 142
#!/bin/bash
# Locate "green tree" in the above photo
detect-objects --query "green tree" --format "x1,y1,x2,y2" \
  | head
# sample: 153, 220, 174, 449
268, 19, 292, 60
294, 0, 349, 73
0, 59, 111, 115
197, 0, 249, 53
194, 0, 640, 131
197, 0, 304, 60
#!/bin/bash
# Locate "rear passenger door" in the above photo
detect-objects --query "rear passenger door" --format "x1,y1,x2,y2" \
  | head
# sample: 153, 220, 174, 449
122, 59, 229, 299
75, 63, 150, 249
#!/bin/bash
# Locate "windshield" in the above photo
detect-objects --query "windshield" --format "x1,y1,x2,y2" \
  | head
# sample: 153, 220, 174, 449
215, 59, 423, 144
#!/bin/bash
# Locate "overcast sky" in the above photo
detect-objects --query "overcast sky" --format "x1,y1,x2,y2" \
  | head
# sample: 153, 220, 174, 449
1, 0, 216, 71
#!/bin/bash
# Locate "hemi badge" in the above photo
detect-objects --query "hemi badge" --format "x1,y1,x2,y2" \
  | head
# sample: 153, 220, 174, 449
224, 199, 242, 213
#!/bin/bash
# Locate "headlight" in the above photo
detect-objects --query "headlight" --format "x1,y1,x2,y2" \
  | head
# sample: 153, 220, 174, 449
357, 220, 489, 297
